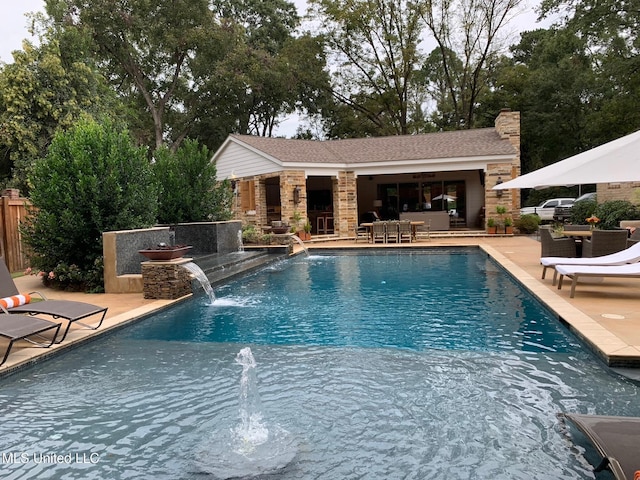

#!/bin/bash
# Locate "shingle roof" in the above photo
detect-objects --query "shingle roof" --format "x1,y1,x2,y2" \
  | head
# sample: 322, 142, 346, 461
231, 128, 516, 164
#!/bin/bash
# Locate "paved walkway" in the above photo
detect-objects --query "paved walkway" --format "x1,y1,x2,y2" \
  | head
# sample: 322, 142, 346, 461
3, 234, 640, 378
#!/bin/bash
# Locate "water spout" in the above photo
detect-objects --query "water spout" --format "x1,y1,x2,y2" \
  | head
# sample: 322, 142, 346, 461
238, 230, 245, 253
181, 262, 216, 303
291, 234, 309, 256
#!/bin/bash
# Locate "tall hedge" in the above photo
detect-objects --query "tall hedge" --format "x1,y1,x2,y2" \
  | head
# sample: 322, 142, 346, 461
23, 118, 158, 291
153, 139, 232, 225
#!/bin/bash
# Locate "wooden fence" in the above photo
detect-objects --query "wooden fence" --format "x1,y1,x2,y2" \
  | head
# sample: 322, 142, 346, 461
0, 190, 31, 272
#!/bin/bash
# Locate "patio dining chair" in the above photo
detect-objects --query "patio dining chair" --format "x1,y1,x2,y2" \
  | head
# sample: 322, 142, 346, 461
582, 229, 628, 258
372, 221, 387, 243
627, 228, 640, 248
355, 224, 370, 243
539, 226, 577, 258
398, 221, 412, 243
386, 221, 400, 243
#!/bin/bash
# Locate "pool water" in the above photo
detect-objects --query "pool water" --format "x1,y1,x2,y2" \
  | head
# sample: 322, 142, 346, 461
0, 249, 638, 479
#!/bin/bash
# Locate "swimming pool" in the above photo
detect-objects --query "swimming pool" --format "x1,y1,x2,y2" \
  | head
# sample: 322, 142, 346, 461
0, 249, 638, 479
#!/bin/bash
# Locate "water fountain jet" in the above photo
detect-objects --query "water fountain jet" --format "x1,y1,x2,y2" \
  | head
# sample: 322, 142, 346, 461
192, 347, 298, 478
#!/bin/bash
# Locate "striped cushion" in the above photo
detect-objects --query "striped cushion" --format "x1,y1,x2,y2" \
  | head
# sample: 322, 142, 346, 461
0, 294, 31, 310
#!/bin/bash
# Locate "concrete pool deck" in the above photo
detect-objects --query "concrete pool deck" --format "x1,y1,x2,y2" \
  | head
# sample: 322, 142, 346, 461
3, 234, 640, 379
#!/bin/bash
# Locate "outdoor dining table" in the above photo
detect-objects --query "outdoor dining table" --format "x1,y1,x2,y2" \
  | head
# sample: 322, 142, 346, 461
360, 221, 425, 242
562, 230, 593, 238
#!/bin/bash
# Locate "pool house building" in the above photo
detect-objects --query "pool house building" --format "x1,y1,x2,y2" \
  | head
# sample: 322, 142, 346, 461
212, 109, 521, 236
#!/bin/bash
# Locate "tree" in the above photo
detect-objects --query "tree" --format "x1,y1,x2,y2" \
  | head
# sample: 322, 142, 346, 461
153, 139, 233, 225
0, 13, 119, 193
309, 0, 427, 135
49, 0, 329, 151
22, 118, 158, 292
421, 0, 526, 129
539, 0, 640, 142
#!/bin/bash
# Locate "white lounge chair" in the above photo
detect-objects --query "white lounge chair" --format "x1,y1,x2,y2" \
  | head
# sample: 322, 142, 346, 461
541, 241, 640, 285
556, 263, 640, 297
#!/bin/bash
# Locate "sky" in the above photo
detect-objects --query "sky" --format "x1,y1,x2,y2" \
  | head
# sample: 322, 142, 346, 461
0, 0, 45, 64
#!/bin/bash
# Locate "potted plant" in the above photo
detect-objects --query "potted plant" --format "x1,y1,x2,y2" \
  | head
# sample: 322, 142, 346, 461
300, 219, 312, 241
504, 216, 513, 234
495, 205, 507, 233
486, 218, 497, 234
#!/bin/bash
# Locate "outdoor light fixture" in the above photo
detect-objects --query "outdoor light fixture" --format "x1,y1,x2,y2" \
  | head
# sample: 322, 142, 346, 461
495, 177, 503, 198
293, 186, 301, 204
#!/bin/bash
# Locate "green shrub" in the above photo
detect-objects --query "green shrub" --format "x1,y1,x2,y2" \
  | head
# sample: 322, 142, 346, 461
153, 139, 233, 224
515, 214, 540, 234
569, 200, 597, 225
242, 224, 261, 243
594, 200, 640, 230
23, 118, 158, 292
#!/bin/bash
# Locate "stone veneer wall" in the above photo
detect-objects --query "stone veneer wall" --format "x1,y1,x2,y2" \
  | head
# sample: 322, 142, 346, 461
597, 182, 640, 204
485, 109, 521, 225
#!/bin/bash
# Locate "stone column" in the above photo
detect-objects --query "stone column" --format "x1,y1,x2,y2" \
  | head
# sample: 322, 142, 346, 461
142, 258, 193, 299
333, 171, 358, 237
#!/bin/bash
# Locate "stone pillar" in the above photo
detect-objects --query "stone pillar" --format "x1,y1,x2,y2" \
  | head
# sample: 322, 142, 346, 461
280, 170, 307, 229
333, 171, 358, 237
142, 258, 193, 299
488, 109, 521, 223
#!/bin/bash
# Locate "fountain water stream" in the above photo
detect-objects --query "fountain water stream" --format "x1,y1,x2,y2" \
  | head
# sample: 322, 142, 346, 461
181, 262, 216, 303
238, 230, 245, 253
192, 347, 297, 478
291, 234, 309, 256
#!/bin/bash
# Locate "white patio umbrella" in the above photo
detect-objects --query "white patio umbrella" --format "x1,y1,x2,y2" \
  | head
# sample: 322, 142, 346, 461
494, 129, 640, 190
432, 194, 457, 201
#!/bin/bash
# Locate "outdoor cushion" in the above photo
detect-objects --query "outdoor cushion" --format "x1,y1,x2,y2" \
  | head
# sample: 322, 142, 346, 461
0, 294, 31, 310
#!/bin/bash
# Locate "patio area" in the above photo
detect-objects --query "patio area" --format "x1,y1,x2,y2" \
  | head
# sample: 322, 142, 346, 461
2, 234, 640, 379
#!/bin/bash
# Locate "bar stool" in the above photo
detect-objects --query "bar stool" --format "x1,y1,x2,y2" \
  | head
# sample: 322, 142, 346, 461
317, 216, 327, 234
317, 214, 334, 234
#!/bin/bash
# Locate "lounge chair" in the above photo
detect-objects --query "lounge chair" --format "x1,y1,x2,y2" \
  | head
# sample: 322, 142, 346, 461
0, 314, 61, 366
0, 260, 108, 343
555, 262, 640, 298
541, 241, 640, 285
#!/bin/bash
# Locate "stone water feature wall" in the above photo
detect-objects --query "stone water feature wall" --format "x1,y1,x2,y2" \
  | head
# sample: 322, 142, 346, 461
103, 221, 242, 294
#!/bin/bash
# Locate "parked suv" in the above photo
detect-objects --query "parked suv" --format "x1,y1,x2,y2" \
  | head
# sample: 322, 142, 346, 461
553, 192, 597, 223
520, 198, 575, 222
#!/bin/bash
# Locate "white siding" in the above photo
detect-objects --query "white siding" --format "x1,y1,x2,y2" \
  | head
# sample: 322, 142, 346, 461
214, 141, 283, 180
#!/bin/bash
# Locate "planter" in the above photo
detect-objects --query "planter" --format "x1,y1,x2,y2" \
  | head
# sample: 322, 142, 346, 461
271, 226, 290, 234
297, 231, 311, 241
486, 226, 497, 234
504, 226, 514, 235
139, 244, 192, 261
